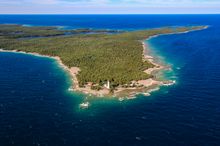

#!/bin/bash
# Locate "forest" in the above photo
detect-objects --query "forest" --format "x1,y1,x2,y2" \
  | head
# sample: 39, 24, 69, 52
0, 24, 206, 88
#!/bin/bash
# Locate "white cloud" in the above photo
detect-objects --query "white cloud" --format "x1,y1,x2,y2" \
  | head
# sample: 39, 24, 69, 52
0, 0, 219, 14
109, 0, 220, 6
0, 0, 220, 6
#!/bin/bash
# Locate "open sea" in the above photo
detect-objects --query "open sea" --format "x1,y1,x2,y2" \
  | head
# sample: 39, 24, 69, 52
0, 15, 220, 146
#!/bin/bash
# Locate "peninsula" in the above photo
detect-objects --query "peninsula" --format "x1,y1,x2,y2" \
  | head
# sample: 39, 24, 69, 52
0, 24, 207, 97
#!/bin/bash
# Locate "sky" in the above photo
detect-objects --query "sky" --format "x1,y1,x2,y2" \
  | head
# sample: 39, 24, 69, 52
0, 0, 220, 14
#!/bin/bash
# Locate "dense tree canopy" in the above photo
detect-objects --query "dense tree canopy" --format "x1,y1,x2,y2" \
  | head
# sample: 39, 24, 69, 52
0, 24, 205, 87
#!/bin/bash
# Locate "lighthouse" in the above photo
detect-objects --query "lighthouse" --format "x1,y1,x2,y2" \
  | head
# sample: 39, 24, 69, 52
106, 80, 110, 89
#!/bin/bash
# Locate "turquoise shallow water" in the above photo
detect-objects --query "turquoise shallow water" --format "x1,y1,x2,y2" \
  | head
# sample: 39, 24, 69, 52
0, 15, 220, 145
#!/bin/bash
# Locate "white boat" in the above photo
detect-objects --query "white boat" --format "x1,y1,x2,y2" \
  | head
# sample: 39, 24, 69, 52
79, 102, 89, 109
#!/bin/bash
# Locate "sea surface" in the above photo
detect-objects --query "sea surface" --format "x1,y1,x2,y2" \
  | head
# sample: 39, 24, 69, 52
0, 15, 220, 146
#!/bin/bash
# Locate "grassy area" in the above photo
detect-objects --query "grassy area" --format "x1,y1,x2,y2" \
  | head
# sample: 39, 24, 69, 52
0, 24, 206, 89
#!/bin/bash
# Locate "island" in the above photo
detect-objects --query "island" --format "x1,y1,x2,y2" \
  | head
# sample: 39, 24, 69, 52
0, 24, 207, 98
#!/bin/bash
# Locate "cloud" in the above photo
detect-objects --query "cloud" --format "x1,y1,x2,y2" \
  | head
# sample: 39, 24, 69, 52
63, 0, 220, 5
110, 0, 220, 6
1, 0, 220, 6
0, 0, 220, 14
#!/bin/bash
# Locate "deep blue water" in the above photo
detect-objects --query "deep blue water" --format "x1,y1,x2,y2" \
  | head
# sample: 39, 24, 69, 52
0, 15, 220, 146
